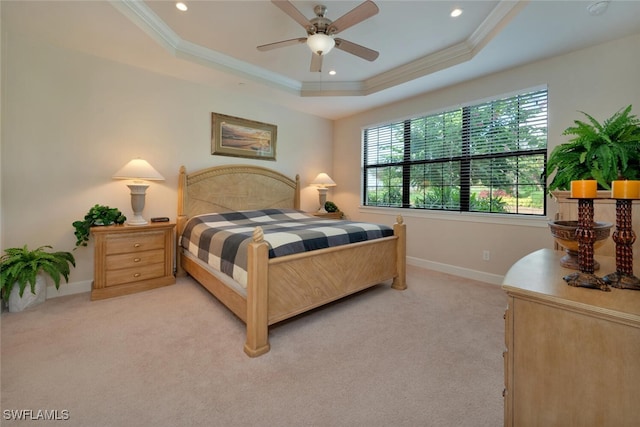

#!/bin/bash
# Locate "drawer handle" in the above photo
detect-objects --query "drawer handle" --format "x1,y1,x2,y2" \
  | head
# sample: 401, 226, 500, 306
133, 258, 141, 263
133, 273, 141, 278
134, 243, 141, 248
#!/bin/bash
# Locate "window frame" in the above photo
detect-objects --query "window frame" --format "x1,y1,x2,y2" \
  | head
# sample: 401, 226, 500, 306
361, 87, 548, 217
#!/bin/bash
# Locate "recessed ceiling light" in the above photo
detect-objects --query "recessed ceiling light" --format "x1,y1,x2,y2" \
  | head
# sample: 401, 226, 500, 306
329, 70, 336, 76
176, 2, 188, 12
450, 8, 463, 18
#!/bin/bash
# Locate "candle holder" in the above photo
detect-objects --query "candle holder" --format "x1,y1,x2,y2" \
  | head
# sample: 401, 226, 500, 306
603, 198, 640, 290
563, 198, 610, 291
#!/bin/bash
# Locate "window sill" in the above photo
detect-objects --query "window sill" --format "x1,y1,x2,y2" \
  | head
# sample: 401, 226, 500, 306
358, 206, 550, 228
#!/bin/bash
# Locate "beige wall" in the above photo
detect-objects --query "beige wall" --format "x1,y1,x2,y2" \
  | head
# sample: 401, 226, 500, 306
1, 36, 333, 292
3, 25, 639, 293
333, 33, 640, 283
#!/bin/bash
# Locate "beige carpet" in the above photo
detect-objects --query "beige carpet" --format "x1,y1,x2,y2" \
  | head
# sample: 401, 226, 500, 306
1, 265, 507, 427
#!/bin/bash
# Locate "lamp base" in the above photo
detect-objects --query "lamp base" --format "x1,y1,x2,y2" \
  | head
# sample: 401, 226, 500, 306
127, 183, 149, 226
127, 215, 148, 226
317, 187, 328, 213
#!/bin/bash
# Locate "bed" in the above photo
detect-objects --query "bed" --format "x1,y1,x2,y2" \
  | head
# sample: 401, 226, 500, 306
176, 164, 406, 357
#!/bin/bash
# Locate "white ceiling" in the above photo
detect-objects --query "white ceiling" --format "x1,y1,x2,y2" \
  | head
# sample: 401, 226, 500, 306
4, 1, 640, 120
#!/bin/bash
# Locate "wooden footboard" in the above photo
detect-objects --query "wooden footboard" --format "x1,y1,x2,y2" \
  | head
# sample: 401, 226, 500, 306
243, 217, 406, 357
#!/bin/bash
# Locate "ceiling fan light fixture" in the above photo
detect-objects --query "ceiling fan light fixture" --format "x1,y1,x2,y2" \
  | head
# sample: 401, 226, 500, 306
307, 33, 335, 56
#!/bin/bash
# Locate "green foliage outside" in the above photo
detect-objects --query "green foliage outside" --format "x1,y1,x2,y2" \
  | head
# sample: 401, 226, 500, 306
364, 91, 547, 215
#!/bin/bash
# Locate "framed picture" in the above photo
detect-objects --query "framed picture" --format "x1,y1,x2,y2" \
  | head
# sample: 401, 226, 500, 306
211, 113, 277, 161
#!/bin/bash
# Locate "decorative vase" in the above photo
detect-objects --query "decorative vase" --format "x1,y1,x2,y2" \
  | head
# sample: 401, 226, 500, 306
8, 274, 47, 312
548, 220, 613, 270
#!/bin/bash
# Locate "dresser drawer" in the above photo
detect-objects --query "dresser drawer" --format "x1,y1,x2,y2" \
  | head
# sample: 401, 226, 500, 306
105, 231, 165, 255
105, 262, 166, 287
105, 249, 165, 270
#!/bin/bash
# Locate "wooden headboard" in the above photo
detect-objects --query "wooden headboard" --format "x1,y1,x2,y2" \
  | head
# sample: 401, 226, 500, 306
177, 164, 300, 235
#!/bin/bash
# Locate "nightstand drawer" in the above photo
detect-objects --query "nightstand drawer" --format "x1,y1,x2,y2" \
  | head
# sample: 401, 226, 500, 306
105, 231, 165, 254
105, 262, 166, 287
106, 249, 165, 270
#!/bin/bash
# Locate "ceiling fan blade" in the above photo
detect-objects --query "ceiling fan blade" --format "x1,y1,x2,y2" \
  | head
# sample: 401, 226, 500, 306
257, 38, 307, 51
327, 0, 379, 35
310, 53, 323, 72
271, 0, 312, 31
334, 38, 379, 61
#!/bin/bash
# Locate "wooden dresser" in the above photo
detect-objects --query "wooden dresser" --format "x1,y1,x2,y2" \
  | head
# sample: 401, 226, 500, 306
91, 222, 175, 300
502, 249, 640, 426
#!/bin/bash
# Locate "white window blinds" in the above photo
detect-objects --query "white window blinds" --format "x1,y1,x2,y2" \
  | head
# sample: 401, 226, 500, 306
363, 89, 548, 215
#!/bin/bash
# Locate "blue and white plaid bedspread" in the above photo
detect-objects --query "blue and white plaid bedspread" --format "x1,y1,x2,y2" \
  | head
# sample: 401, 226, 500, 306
180, 209, 394, 288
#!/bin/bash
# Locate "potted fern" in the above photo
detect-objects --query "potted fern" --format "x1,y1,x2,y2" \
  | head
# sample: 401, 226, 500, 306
72, 204, 126, 248
1, 245, 75, 312
547, 105, 640, 193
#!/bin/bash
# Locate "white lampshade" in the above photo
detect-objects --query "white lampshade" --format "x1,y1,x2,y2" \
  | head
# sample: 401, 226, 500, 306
113, 158, 164, 225
306, 33, 335, 56
311, 172, 337, 188
112, 158, 165, 181
311, 173, 336, 213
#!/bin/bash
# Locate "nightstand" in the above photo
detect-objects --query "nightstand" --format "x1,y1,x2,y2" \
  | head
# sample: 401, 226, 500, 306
91, 222, 175, 300
312, 211, 344, 219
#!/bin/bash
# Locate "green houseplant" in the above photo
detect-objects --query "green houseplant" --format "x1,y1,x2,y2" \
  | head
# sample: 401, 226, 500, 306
324, 201, 339, 213
1, 245, 75, 312
546, 105, 640, 193
72, 204, 126, 248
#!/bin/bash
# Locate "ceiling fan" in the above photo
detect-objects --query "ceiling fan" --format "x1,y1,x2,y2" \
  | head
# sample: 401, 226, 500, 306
257, 0, 379, 72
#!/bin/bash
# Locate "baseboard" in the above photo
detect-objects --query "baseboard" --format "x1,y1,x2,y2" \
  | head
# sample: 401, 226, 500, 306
407, 256, 504, 286
46, 280, 92, 299
46, 259, 504, 298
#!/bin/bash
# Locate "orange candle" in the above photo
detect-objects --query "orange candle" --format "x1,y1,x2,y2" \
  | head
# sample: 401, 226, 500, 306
611, 180, 640, 199
570, 180, 597, 198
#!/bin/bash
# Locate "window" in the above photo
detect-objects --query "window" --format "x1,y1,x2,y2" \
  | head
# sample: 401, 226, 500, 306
362, 89, 548, 215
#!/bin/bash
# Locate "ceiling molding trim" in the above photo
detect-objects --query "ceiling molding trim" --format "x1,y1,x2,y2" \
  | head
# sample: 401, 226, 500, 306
111, 0, 302, 94
111, 0, 526, 98
362, 41, 475, 95
109, 0, 180, 54
361, 0, 528, 96
468, 0, 530, 54
300, 80, 367, 97
175, 39, 302, 94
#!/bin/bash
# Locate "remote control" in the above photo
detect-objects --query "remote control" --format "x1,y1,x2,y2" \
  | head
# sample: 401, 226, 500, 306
150, 217, 170, 222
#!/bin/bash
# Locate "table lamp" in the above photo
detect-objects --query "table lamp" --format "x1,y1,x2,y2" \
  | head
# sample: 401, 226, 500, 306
112, 158, 165, 225
311, 172, 336, 213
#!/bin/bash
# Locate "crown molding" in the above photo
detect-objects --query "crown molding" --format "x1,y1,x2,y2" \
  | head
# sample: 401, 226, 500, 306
111, 0, 302, 94
111, 0, 527, 97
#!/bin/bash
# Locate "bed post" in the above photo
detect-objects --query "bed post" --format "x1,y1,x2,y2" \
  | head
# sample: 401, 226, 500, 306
176, 166, 188, 276
391, 215, 407, 290
294, 174, 301, 209
244, 227, 271, 357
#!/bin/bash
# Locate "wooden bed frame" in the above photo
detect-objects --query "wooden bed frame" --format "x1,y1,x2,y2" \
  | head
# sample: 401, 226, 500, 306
176, 164, 406, 357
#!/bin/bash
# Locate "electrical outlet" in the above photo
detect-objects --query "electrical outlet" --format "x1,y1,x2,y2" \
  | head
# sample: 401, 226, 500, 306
483, 250, 491, 261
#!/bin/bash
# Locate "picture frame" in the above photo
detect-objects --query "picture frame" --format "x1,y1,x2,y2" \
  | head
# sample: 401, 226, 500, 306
211, 113, 277, 161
